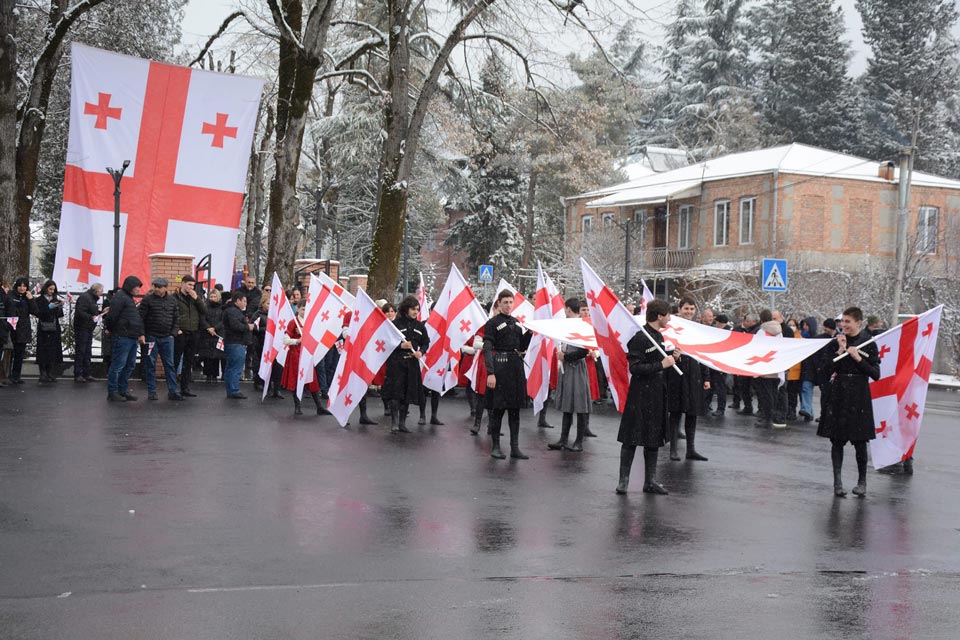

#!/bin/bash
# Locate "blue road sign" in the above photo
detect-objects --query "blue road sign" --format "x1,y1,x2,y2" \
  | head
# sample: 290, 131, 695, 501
478, 264, 494, 282
761, 258, 788, 292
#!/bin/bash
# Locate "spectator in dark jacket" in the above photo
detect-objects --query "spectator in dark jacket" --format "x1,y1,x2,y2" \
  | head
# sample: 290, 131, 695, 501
811, 318, 838, 421
73, 283, 104, 382
797, 316, 820, 422
223, 291, 254, 399
139, 278, 182, 401
105, 275, 145, 402
200, 289, 225, 381
6, 278, 36, 385
173, 275, 207, 397
32, 280, 65, 383
0, 281, 10, 385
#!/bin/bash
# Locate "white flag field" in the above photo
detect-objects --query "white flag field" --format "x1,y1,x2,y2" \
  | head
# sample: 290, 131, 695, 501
53, 44, 264, 291
422, 265, 487, 394
523, 261, 564, 414
296, 275, 349, 400
258, 272, 297, 400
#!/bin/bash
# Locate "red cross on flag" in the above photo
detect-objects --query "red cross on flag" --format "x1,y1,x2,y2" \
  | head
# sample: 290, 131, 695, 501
315, 271, 356, 312
522, 317, 599, 351
868, 305, 943, 469
490, 278, 535, 326
416, 272, 431, 323
295, 274, 347, 400
421, 265, 488, 394
258, 272, 297, 399
53, 44, 264, 291
328, 289, 404, 427
524, 262, 565, 414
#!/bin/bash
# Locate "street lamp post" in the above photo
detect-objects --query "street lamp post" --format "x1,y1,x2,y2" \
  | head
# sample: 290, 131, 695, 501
106, 160, 131, 292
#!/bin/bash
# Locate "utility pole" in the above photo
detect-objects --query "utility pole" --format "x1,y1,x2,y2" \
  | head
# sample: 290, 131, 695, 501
624, 217, 631, 296
891, 145, 916, 328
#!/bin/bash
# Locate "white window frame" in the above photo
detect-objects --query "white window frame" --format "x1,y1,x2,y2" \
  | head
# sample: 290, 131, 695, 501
917, 206, 939, 254
601, 211, 616, 229
582, 215, 594, 234
677, 205, 693, 249
714, 200, 730, 247
739, 197, 755, 245
633, 209, 647, 246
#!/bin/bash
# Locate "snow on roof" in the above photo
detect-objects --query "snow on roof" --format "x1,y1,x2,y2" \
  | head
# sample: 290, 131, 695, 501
581, 143, 960, 209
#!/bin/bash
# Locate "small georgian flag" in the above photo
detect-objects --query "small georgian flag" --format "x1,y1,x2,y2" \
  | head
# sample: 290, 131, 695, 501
147, 342, 156, 355
4, 318, 17, 330
94, 314, 103, 325
216, 336, 225, 351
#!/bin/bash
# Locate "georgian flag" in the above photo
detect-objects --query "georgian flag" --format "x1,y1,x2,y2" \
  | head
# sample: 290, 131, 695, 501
416, 272, 431, 323
638, 279, 654, 316
6, 318, 19, 330
522, 317, 599, 351
327, 289, 404, 427
422, 265, 488, 394
216, 337, 225, 352
258, 273, 297, 399
491, 278, 535, 326
869, 305, 943, 469
296, 274, 348, 400
316, 271, 356, 311
524, 262, 565, 414
53, 43, 264, 290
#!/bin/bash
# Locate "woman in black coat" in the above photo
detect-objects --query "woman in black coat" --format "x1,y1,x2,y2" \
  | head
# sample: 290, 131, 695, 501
199, 289, 225, 381
382, 295, 429, 433
817, 306, 881, 497
6, 278, 36, 384
33, 280, 65, 383
616, 299, 675, 496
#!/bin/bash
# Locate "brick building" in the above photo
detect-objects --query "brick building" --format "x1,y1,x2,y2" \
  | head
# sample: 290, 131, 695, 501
564, 144, 960, 284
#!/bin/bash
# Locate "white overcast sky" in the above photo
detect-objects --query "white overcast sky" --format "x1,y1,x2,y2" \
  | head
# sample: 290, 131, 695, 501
175, 0, 925, 78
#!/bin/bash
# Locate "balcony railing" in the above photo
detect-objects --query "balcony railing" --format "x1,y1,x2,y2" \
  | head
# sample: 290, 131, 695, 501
636, 248, 698, 271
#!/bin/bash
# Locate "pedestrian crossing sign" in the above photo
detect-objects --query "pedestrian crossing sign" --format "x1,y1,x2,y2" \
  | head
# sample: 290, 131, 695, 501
478, 264, 494, 282
761, 258, 788, 292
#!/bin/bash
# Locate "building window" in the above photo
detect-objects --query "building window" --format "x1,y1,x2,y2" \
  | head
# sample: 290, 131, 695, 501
582, 215, 594, 234
601, 211, 615, 229
714, 200, 730, 246
917, 206, 939, 254
677, 205, 693, 249
633, 209, 647, 247
739, 197, 755, 245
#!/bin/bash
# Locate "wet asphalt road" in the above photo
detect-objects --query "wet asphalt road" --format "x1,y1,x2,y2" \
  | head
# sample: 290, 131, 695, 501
1, 381, 959, 639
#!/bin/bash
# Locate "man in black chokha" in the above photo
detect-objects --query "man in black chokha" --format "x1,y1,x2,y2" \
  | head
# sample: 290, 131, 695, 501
665, 295, 710, 462
616, 299, 674, 495
483, 289, 533, 460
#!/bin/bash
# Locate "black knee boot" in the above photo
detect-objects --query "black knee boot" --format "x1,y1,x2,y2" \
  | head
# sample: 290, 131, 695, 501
398, 403, 412, 433
852, 442, 867, 497
293, 395, 303, 415
537, 405, 553, 428
567, 413, 586, 452
668, 412, 681, 461
489, 409, 505, 458
471, 405, 484, 436
509, 410, 527, 459
359, 395, 377, 425
418, 395, 427, 425
548, 412, 572, 450
832, 441, 846, 497
616, 445, 636, 494
685, 419, 708, 461
584, 413, 597, 438
643, 447, 668, 494
430, 392, 443, 425
389, 400, 400, 433
311, 391, 325, 415
466, 387, 477, 416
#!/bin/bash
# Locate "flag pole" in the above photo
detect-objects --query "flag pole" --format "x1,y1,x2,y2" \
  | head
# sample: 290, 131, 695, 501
635, 319, 683, 375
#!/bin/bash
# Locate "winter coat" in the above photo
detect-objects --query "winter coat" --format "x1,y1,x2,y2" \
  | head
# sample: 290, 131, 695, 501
5, 290, 35, 345
175, 291, 207, 332
33, 294, 64, 367
555, 343, 592, 414
757, 320, 783, 379
382, 314, 429, 403
199, 301, 225, 359
223, 303, 253, 346
665, 340, 708, 415
810, 331, 837, 386
139, 292, 180, 338
482, 313, 532, 409
103, 276, 144, 339
617, 325, 668, 447
800, 317, 820, 382
0, 289, 9, 344
73, 290, 101, 333
817, 331, 881, 442
280, 320, 320, 393
787, 332, 803, 381
242, 287, 262, 320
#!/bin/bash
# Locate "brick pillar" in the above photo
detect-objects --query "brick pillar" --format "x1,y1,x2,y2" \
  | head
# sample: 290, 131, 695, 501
347, 274, 367, 296
147, 254, 194, 378
293, 259, 340, 292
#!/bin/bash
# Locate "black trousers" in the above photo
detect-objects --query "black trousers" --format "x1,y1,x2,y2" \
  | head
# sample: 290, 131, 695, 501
74, 329, 93, 378
757, 378, 787, 424
174, 330, 201, 391
734, 375, 753, 410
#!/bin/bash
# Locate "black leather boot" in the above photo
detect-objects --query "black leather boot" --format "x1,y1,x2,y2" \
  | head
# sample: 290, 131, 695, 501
584, 414, 597, 438
685, 422, 708, 461
508, 411, 528, 459
537, 406, 553, 429
616, 445, 636, 494
852, 443, 867, 496
359, 395, 377, 425
490, 435, 506, 459
548, 413, 572, 450
294, 396, 303, 415
566, 413, 586, 452
398, 404, 412, 433
470, 406, 483, 436
429, 392, 443, 425
642, 447, 668, 494
389, 400, 400, 433
311, 391, 326, 415
832, 442, 846, 497
668, 413, 681, 461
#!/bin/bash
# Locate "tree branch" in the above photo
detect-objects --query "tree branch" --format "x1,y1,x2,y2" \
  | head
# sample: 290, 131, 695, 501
316, 69, 383, 94
265, 0, 306, 56
189, 10, 244, 67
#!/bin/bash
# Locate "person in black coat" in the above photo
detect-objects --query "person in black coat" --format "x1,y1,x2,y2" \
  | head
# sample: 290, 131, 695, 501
32, 280, 65, 383
0, 282, 9, 386
664, 295, 710, 462
383, 295, 429, 433
138, 278, 182, 401
73, 284, 104, 382
616, 299, 675, 495
104, 275, 145, 401
222, 291, 255, 399
483, 289, 533, 460
817, 307, 881, 497
5, 278, 35, 384
199, 289, 225, 381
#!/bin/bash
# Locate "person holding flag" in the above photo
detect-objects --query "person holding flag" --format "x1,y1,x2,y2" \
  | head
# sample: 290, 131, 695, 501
616, 299, 675, 495
483, 289, 532, 460
665, 296, 710, 462
817, 306, 881, 497
383, 296, 429, 433
547, 298, 593, 453
280, 301, 325, 415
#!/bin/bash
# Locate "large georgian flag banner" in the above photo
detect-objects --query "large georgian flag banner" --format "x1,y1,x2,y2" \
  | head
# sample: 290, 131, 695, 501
524, 262, 565, 414
328, 289, 404, 427
869, 305, 943, 469
53, 44, 264, 290
422, 265, 488, 394
296, 274, 349, 400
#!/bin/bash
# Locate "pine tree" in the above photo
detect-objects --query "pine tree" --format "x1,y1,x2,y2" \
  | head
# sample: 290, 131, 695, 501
751, 0, 861, 152
856, 0, 960, 173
